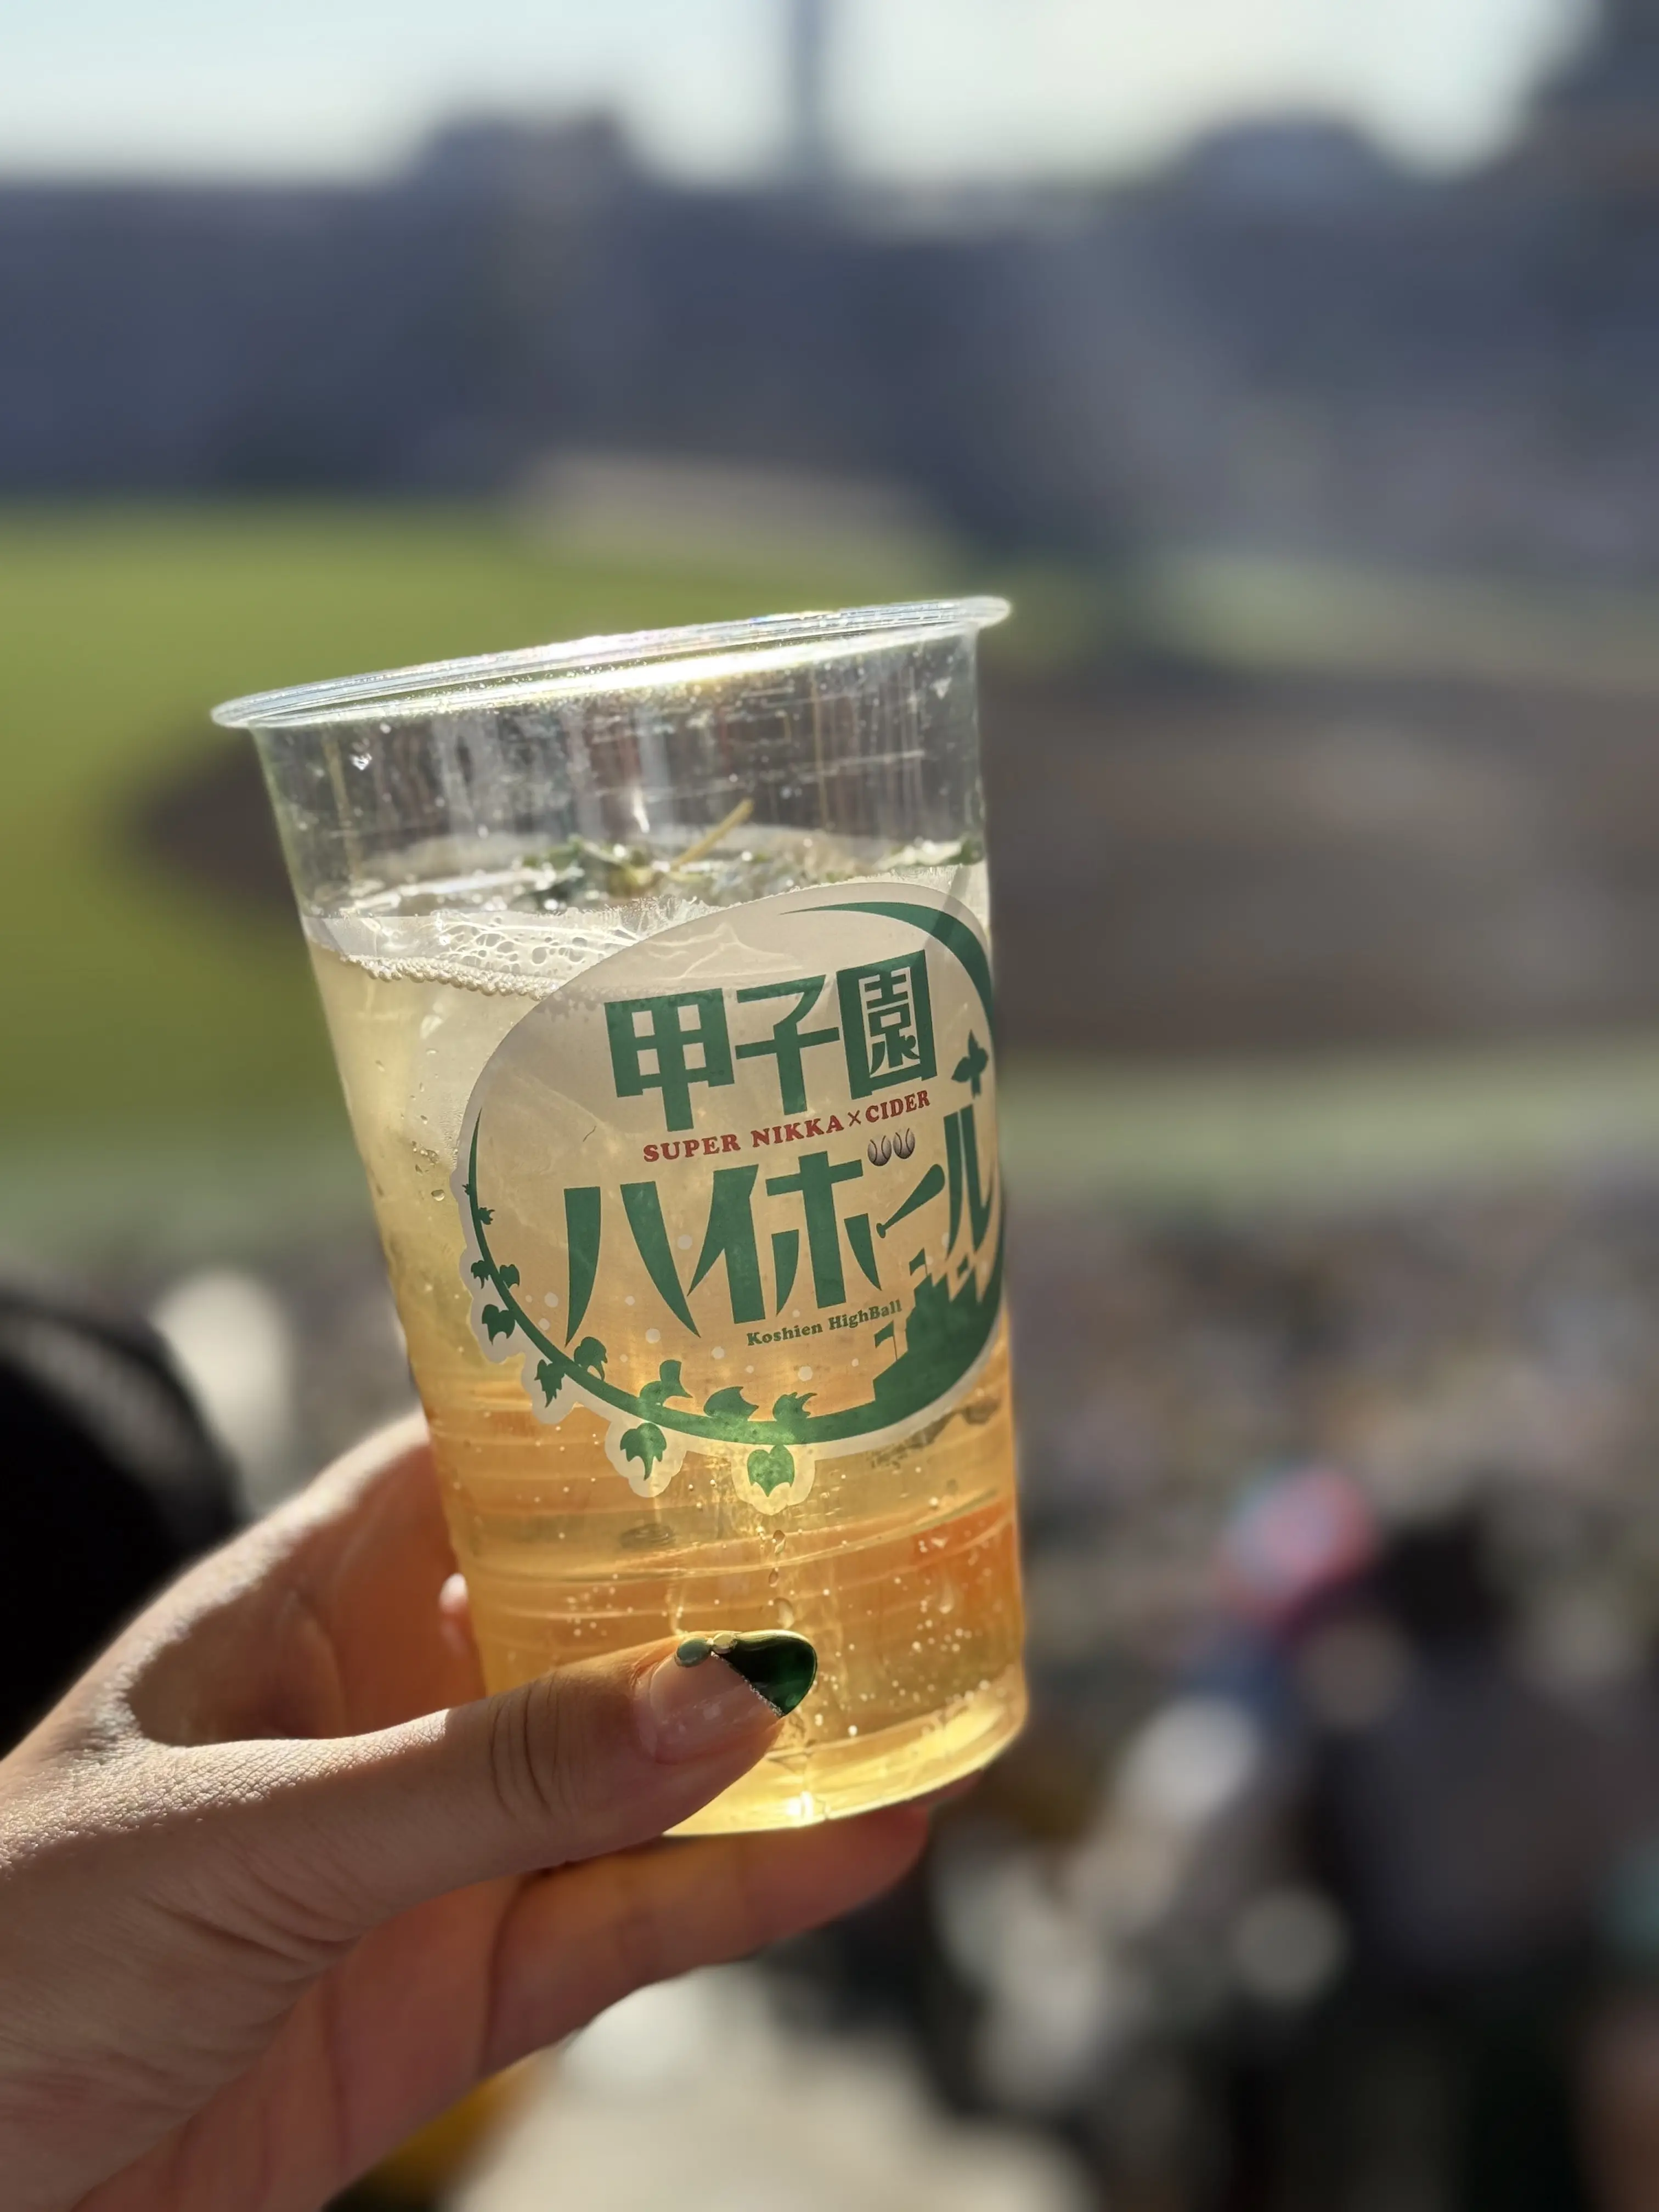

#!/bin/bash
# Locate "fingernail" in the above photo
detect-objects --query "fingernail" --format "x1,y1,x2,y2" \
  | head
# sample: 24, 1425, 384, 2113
688, 1631, 819, 1716
638, 1632, 819, 1762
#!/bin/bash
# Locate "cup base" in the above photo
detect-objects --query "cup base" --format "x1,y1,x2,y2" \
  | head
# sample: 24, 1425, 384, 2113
669, 1661, 1027, 1835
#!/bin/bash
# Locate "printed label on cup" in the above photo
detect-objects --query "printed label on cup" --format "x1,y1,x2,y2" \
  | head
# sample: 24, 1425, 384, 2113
455, 882, 1002, 1511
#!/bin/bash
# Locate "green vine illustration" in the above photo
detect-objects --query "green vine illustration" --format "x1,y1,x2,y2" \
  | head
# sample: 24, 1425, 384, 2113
639, 1359, 688, 1412
621, 1423, 668, 1477
952, 1030, 990, 1097
771, 1390, 815, 1436
703, 1385, 757, 1422
746, 1442, 797, 1495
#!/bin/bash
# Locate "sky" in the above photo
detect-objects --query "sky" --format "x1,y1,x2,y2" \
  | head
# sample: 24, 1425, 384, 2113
0, 0, 1594, 186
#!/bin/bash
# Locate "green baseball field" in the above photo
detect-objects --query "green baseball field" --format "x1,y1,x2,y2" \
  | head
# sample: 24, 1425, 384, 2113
7, 503, 1659, 1263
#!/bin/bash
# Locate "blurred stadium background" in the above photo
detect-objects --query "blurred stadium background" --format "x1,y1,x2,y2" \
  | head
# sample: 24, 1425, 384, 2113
15, 1, 1659, 2206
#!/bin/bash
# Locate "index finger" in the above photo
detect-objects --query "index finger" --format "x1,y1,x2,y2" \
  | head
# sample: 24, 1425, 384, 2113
482, 1805, 932, 2074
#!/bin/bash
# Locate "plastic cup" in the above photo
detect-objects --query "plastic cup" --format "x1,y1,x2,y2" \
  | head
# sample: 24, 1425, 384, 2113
215, 599, 1026, 1831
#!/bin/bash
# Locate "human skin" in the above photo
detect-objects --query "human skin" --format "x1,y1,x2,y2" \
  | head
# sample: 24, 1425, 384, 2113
0, 1415, 928, 2212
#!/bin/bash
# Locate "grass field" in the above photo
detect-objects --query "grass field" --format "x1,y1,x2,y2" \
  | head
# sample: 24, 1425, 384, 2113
0, 503, 954, 1149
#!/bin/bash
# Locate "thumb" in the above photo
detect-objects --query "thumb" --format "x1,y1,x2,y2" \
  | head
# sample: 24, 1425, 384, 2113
237, 1632, 817, 1933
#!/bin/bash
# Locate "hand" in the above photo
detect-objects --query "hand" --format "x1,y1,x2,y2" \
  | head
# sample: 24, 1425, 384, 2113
0, 1415, 927, 2212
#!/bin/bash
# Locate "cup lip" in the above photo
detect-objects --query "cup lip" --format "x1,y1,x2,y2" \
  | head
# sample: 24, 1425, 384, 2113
211, 595, 1011, 731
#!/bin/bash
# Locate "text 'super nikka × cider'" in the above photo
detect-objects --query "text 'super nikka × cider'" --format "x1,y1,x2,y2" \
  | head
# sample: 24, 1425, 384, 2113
217, 602, 1025, 1831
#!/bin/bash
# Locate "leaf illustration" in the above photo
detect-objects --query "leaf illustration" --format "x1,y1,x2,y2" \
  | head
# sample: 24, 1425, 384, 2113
622, 1423, 668, 1477
497, 1263, 520, 1291
771, 1391, 816, 1435
703, 1385, 758, 1423
535, 1358, 566, 1404
470, 1259, 491, 1284
952, 1030, 990, 1098
482, 1305, 515, 1343
639, 1358, 690, 1413
747, 1443, 796, 1496
572, 1336, 608, 1379
476, 1206, 493, 1226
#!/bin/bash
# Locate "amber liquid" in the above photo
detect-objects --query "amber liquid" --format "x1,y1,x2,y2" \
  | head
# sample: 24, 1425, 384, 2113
309, 875, 1025, 1831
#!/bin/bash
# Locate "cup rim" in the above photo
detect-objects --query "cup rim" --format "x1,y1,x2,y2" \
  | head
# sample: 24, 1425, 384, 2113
211, 596, 1011, 731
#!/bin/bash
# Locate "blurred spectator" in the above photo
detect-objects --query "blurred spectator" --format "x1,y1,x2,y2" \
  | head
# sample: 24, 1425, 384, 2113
0, 1281, 236, 1750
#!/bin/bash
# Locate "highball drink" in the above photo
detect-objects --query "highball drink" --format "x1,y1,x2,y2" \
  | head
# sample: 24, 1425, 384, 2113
218, 602, 1025, 1832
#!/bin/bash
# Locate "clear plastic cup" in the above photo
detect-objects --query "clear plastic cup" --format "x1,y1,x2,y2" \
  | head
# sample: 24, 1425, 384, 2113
215, 599, 1025, 1831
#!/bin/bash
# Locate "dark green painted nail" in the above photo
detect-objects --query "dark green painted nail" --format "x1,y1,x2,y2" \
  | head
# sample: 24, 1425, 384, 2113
674, 1631, 817, 1716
